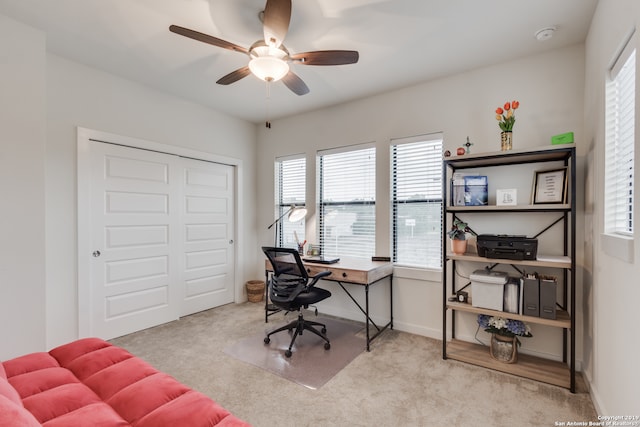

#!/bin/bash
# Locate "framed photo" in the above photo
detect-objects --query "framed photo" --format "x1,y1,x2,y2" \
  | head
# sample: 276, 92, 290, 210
532, 167, 568, 204
496, 188, 517, 206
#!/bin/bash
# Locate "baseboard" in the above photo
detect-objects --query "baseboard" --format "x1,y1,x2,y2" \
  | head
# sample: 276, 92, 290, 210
317, 305, 443, 341
582, 369, 605, 415
391, 319, 442, 340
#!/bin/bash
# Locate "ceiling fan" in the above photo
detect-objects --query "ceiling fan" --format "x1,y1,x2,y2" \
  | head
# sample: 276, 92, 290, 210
169, 0, 359, 96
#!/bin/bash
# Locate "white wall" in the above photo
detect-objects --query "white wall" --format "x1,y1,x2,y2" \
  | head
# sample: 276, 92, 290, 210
583, 0, 640, 415
45, 55, 258, 350
0, 14, 259, 359
0, 15, 47, 358
257, 45, 586, 363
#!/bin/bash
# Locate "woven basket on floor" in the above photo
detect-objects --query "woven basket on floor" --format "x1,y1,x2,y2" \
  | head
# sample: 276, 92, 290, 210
245, 280, 265, 303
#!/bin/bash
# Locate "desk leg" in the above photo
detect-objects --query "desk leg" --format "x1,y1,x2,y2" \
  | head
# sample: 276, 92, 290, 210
389, 275, 393, 330
365, 284, 370, 351
337, 277, 392, 352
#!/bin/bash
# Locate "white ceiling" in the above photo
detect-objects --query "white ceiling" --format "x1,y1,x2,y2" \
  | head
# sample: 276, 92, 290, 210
0, 0, 598, 124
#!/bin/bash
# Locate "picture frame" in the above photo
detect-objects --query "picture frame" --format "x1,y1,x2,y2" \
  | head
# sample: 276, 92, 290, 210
496, 188, 517, 206
532, 167, 568, 204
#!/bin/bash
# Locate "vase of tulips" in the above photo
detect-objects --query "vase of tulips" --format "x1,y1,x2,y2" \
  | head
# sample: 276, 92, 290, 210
495, 100, 519, 151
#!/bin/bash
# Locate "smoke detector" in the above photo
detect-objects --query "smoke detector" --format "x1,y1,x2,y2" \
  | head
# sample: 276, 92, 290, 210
535, 27, 556, 41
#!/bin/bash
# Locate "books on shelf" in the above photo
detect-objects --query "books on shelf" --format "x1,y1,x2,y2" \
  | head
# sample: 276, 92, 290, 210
451, 173, 466, 206
450, 174, 488, 206
464, 175, 488, 206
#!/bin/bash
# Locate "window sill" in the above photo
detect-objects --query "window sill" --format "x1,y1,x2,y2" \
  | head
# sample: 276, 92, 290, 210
393, 265, 441, 282
601, 233, 634, 263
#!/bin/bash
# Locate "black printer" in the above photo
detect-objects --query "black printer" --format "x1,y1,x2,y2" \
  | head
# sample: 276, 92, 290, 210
477, 234, 538, 260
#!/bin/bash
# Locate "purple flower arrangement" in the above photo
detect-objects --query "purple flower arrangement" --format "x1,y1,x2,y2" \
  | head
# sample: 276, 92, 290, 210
477, 314, 533, 340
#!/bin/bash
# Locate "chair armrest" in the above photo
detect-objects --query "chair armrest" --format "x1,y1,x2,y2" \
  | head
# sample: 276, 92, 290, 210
308, 270, 332, 287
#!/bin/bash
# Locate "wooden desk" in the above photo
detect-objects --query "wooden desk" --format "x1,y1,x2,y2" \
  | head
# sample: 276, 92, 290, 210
265, 257, 393, 351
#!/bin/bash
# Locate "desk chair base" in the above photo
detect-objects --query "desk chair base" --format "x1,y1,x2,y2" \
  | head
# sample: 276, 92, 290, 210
264, 313, 331, 358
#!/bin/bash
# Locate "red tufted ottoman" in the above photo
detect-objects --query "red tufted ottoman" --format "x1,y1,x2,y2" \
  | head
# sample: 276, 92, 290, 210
0, 337, 250, 426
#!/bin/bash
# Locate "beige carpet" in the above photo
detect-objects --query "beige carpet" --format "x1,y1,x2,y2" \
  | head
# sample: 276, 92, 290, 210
224, 316, 365, 389
110, 302, 598, 427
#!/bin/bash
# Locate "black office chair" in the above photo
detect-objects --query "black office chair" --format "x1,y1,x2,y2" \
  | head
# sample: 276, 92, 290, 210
262, 246, 332, 357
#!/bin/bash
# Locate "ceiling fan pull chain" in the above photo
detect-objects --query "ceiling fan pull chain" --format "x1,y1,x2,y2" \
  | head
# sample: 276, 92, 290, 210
265, 80, 272, 128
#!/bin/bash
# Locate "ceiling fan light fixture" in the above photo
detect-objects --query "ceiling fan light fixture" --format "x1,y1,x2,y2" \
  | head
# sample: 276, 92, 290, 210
171, 0, 358, 96
249, 56, 290, 82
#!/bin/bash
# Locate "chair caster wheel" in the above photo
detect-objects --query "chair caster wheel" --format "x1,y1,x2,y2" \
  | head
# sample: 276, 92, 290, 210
264, 337, 270, 344
285, 350, 292, 358
324, 342, 331, 350
321, 327, 327, 334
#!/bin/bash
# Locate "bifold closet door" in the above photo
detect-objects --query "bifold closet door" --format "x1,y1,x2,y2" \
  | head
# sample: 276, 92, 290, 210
88, 141, 234, 339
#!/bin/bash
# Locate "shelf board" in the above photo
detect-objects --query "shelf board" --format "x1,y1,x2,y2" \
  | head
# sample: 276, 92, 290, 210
446, 253, 571, 268
446, 301, 571, 328
447, 204, 571, 212
445, 339, 571, 389
444, 144, 575, 169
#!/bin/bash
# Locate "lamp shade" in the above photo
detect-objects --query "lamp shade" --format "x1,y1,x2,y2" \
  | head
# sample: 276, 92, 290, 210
287, 206, 307, 222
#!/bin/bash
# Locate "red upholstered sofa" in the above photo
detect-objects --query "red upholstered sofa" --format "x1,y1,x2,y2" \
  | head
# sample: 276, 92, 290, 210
0, 337, 250, 426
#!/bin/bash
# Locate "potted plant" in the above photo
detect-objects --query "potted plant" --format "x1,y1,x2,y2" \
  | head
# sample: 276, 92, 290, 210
447, 218, 474, 254
477, 314, 533, 363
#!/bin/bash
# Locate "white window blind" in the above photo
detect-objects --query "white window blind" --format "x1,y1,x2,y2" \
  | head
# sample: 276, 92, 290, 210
318, 145, 376, 259
391, 135, 443, 268
605, 36, 635, 236
275, 156, 306, 248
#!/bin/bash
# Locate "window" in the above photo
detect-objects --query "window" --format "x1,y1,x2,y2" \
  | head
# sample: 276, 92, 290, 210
275, 156, 305, 248
605, 34, 635, 237
391, 134, 443, 268
318, 145, 376, 259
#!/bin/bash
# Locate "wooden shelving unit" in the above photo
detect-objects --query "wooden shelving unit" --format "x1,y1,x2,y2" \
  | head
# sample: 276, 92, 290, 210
447, 204, 571, 213
446, 340, 570, 389
442, 144, 576, 392
446, 301, 571, 329
446, 253, 572, 269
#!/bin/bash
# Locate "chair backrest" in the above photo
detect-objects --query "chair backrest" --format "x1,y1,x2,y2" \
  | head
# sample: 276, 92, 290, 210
262, 246, 309, 305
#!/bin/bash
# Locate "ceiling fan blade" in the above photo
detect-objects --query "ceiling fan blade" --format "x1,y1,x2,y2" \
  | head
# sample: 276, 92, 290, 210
290, 50, 359, 66
282, 71, 310, 96
216, 66, 251, 85
170, 25, 248, 55
263, 0, 291, 47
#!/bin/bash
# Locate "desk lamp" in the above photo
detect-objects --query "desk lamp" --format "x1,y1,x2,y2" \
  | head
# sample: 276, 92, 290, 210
267, 204, 307, 247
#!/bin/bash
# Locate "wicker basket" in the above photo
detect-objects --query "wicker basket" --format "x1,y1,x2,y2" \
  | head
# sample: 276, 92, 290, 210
245, 280, 265, 303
